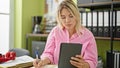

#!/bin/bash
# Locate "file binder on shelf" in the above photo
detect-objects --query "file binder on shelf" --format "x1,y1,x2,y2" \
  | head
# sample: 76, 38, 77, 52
106, 51, 120, 68
113, 10, 117, 38
81, 12, 87, 27
116, 11, 120, 38
87, 12, 92, 31
104, 11, 110, 37
98, 11, 104, 37
93, 11, 98, 36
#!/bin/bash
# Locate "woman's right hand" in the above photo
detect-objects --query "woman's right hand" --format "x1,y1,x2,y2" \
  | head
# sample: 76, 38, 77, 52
33, 57, 51, 68
33, 59, 40, 68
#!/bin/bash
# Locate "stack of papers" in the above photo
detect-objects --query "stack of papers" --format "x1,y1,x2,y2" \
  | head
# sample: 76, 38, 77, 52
31, 65, 58, 68
0, 55, 34, 68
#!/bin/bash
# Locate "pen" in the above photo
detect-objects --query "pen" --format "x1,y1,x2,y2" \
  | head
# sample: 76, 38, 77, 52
35, 50, 40, 64
35, 50, 39, 59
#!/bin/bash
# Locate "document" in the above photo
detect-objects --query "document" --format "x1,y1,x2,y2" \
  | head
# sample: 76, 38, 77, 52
0, 55, 34, 68
31, 65, 58, 68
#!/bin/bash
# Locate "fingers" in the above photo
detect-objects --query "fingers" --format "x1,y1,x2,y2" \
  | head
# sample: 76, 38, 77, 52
33, 59, 39, 68
70, 60, 83, 68
71, 55, 84, 63
38, 60, 45, 67
33, 59, 43, 68
70, 55, 85, 68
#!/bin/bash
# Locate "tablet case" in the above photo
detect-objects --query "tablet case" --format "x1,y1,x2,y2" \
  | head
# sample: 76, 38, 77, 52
58, 43, 82, 68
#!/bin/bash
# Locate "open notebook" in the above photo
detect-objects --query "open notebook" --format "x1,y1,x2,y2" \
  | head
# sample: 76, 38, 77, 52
58, 43, 82, 68
0, 55, 34, 68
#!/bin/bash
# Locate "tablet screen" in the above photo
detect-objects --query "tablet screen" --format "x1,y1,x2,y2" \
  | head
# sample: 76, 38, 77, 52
58, 43, 82, 68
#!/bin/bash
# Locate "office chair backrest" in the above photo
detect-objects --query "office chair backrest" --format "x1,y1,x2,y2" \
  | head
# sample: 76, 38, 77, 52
9, 48, 30, 57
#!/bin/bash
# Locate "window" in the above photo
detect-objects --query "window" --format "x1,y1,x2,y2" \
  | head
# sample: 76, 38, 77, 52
0, 0, 11, 54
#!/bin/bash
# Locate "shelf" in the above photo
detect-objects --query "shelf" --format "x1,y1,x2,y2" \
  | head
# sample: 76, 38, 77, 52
26, 33, 48, 37
26, 33, 120, 40
95, 37, 120, 40
26, 33, 49, 49
78, 1, 120, 10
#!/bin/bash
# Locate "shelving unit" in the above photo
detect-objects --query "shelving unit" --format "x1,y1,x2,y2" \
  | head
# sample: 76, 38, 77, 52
77, 0, 120, 68
78, 1, 120, 10
78, 1, 120, 40
26, 33, 48, 49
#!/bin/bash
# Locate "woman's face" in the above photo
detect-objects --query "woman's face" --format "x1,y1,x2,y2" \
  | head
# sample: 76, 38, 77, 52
60, 8, 76, 31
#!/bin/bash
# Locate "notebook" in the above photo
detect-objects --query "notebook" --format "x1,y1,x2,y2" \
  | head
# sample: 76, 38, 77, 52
0, 55, 34, 68
58, 43, 82, 68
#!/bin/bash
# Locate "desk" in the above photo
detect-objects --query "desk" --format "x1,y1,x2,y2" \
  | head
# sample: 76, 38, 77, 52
26, 33, 48, 49
30, 65, 58, 68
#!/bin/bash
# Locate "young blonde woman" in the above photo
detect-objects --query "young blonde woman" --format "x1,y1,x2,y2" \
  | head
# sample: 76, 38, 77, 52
33, 0, 98, 68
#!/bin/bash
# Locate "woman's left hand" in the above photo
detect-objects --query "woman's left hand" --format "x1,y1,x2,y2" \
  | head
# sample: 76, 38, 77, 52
70, 55, 90, 68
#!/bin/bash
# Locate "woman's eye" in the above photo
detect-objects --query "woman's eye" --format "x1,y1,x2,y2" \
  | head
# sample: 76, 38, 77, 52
61, 16, 65, 19
69, 15, 73, 18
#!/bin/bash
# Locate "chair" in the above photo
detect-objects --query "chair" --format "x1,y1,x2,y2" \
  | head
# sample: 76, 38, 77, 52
9, 48, 30, 57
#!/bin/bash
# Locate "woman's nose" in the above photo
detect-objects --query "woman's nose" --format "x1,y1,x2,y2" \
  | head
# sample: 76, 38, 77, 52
66, 17, 70, 23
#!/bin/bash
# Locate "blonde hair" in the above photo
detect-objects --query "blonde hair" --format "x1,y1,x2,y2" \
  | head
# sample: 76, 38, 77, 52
56, 0, 83, 34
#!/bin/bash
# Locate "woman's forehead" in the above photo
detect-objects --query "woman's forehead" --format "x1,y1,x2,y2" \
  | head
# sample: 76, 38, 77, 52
60, 8, 73, 15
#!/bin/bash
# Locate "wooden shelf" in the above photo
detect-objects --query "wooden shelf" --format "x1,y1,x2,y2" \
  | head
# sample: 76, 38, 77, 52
78, 1, 120, 10
26, 33, 49, 49
95, 37, 120, 40
25, 33, 120, 49
26, 33, 120, 40
26, 33, 48, 37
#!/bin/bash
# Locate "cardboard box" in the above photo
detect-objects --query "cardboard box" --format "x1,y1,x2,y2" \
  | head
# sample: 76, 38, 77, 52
77, 0, 93, 4
93, 0, 112, 3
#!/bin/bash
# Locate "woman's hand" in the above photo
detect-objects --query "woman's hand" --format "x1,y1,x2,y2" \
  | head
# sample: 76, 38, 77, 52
70, 55, 90, 68
33, 59, 40, 68
33, 57, 51, 68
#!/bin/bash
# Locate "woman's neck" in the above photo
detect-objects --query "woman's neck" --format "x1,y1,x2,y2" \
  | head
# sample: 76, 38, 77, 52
68, 29, 76, 38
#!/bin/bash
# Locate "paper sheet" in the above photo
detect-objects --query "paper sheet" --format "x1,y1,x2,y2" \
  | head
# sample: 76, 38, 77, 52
31, 65, 58, 68
0, 55, 34, 67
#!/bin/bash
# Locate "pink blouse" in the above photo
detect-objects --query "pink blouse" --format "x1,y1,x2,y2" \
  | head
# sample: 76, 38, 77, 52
41, 26, 98, 68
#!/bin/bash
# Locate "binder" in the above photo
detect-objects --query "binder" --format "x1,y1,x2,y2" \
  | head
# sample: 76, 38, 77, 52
106, 51, 120, 68
104, 11, 110, 37
80, 12, 83, 25
116, 11, 120, 38
113, 11, 117, 38
98, 11, 104, 37
82, 12, 87, 27
110, 11, 116, 38
87, 12, 92, 31
92, 11, 98, 36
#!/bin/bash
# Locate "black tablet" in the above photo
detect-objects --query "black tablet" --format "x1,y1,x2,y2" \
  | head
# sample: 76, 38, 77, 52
58, 43, 82, 68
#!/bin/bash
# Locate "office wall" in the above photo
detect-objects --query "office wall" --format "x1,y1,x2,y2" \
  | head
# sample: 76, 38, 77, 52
97, 40, 120, 67
14, 0, 45, 48
13, 0, 120, 67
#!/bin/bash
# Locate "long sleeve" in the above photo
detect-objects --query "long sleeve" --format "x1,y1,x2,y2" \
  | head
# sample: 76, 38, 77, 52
40, 27, 56, 63
40, 26, 98, 66
81, 29, 98, 68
